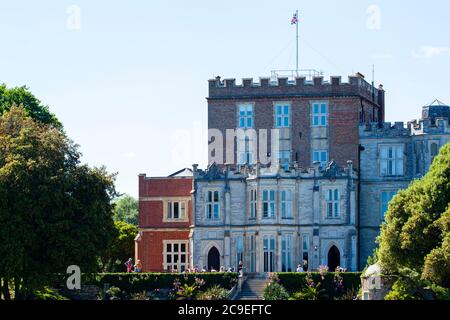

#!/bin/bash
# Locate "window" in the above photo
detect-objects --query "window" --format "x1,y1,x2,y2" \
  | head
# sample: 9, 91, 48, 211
166, 201, 187, 220
263, 236, 276, 272
302, 235, 310, 270
262, 190, 276, 218
235, 236, 244, 270
281, 235, 293, 272
238, 135, 254, 165
205, 191, 220, 220
164, 241, 188, 272
277, 150, 291, 169
380, 145, 404, 176
381, 191, 397, 220
249, 235, 256, 273
249, 189, 257, 219
281, 190, 293, 218
430, 142, 438, 164
275, 104, 290, 128
313, 102, 328, 127
326, 189, 340, 218
313, 150, 328, 167
238, 104, 253, 129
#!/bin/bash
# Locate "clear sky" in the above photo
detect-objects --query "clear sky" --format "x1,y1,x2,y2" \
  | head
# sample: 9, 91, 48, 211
1, 0, 449, 198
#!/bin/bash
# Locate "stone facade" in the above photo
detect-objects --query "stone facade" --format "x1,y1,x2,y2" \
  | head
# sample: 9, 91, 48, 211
190, 161, 358, 273
358, 101, 450, 268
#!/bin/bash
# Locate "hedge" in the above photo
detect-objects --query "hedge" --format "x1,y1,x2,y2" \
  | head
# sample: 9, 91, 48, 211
276, 272, 362, 299
80, 272, 238, 294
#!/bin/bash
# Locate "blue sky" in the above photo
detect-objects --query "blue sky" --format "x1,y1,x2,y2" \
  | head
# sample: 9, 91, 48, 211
1, 0, 449, 198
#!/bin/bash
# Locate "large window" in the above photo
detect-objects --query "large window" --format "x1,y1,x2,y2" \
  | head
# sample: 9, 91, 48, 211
249, 189, 257, 219
166, 201, 187, 220
235, 236, 244, 271
380, 145, 404, 176
263, 236, 276, 272
163, 241, 188, 272
249, 235, 256, 273
281, 190, 293, 219
262, 190, 276, 218
381, 191, 397, 220
275, 104, 290, 128
302, 235, 310, 271
313, 102, 328, 127
326, 189, 340, 218
238, 135, 254, 165
430, 142, 439, 164
281, 235, 293, 272
313, 150, 328, 167
238, 104, 253, 129
205, 191, 220, 220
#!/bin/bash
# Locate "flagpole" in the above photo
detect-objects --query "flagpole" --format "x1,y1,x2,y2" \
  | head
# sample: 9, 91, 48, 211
296, 9, 299, 76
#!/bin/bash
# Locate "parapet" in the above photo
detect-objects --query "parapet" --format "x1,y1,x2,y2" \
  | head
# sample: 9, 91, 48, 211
410, 117, 450, 135
359, 122, 410, 138
208, 75, 382, 105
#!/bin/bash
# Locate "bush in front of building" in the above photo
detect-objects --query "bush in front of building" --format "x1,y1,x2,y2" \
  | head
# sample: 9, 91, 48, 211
85, 272, 238, 297
197, 285, 231, 300
276, 272, 362, 300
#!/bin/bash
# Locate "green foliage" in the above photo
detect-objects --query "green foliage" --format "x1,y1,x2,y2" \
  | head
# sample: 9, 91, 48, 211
32, 287, 68, 300
384, 277, 422, 300
100, 221, 137, 272
176, 283, 198, 300
0, 106, 117, 299
105, 286, 126, 300
377, 142, 450, 288
276, 272, 362, 300
197, 285, 230, 300
0, 84, 60, 127
263, 282, 289, 300
82, 272, 238, 295
112, 194, 138, 226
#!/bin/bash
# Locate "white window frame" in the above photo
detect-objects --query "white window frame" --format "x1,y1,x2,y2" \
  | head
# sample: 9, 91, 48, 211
163, 240, 189, 272
235, 236, 244, 270
379, 144, 404, 177
249, 235, 256, 273
262, 190, 276, 219
274, 103, 291, 128
312, 101, 328, 127
326, 188, 340, 219
163, 198, 190, 222
237, 103, 253, 129
205, 190, 220, 220
281, 189, 293, 219
237, 134, 254, 165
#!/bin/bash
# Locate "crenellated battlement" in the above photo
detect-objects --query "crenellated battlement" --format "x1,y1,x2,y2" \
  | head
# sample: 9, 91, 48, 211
359, 121, 410, 138
208, 74, 383, 104
409, 117, 450, 135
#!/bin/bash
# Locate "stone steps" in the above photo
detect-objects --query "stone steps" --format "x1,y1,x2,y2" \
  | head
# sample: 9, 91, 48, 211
236, 278, 268, 300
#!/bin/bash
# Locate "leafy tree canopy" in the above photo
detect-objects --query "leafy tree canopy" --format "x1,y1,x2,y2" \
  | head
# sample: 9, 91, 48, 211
0, 106, 116, 299
100, 221, 138, 272
0, 83, 61, 127
113, 194, 138, 226
377, 142, 450, 287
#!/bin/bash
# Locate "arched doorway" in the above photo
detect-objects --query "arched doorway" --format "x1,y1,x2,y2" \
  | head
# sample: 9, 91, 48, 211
327, 245, 340, 271
207, 246, 220, 271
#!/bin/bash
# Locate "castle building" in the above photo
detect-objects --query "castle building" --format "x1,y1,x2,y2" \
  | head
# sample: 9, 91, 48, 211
359, 99, 450, 266
136, 74, 450, 273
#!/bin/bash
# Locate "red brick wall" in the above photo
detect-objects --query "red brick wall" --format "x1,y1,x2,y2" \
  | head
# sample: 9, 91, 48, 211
208, 96, 366, 170
136, 230, 190, 272
137, 175, 192, 272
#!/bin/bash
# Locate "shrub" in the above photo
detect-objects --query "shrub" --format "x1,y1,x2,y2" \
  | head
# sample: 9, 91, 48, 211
105, 286, 125, 300
276, 272, 361, 299
289, 273, 327, 300
82, 272, 237, 296
263, 282, 289, 300
33, 287, 68, 300
197, 285, 230, 300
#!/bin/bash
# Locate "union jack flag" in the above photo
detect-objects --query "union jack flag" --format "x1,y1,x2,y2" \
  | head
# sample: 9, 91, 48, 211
291, 12, 299, 25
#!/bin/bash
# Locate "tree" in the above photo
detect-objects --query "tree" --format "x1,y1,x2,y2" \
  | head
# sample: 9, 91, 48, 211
377, 142, 450, 288
0, 106, 117, 299
0, 84, 61, 127
113, 194, 138, 226
100, 221, 138, 272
